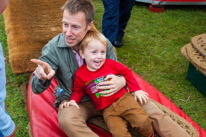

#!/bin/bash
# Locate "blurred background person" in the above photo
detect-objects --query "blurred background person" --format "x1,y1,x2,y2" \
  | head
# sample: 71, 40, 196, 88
0, 0, 17, 136
102, 0, 135, 47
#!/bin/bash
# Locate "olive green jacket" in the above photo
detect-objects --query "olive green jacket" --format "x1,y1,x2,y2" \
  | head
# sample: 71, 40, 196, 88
31, 33, 117, 107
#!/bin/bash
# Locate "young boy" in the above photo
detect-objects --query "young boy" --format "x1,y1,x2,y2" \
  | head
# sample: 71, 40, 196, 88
60, 30, 153, 137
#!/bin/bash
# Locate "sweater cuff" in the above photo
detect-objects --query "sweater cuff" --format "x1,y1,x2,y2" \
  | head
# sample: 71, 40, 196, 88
1, 120, 15, 136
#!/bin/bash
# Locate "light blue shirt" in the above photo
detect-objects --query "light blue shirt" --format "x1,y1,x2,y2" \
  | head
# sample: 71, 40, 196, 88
0, 42, 15, 136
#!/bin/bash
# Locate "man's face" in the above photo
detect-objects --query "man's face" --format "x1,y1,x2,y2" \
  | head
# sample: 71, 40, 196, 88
80, 40, 106, 72
62, 9, 92, 48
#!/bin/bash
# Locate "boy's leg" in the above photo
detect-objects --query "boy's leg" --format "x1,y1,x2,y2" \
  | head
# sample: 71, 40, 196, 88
0, 108, 16, 137
119, 92, 153, 137
103, 104, 131, 137
58, 100, 102, 137
141, 101, 190, 137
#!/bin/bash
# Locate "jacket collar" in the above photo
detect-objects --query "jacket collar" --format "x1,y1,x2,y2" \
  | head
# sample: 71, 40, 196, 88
56, 33, 70, 48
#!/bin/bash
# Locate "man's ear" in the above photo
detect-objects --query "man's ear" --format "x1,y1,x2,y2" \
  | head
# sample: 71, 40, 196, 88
87, 21, 93, 31
79, 50, 84, 59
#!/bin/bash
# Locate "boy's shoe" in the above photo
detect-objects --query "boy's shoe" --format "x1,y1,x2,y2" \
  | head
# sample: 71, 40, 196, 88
5, 125, 17, 137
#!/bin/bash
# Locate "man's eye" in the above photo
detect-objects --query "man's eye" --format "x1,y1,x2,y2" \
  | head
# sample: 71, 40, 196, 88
73, 26, 78, 29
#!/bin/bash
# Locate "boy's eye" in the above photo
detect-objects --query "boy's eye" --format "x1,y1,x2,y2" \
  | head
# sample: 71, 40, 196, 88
92, 51, 96, 53
101, 51, 105, 53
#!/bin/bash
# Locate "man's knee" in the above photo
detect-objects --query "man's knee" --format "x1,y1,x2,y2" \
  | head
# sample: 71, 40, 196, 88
58, 107, 83, 130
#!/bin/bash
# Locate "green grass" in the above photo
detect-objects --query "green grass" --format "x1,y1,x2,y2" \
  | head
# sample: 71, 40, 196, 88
1, 1, 206, 136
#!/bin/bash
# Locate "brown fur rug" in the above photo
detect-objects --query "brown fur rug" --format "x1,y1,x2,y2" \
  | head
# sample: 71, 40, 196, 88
3, 0, 66, 74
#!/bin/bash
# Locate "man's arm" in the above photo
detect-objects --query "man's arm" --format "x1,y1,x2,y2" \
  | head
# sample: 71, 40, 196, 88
30, 59, 55, 94
106, 39, 117, 61
30, 38, 59, 94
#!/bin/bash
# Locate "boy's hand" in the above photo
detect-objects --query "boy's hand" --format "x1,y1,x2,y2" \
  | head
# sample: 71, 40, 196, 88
133, 90, 149, 105
59, 100, 80, 110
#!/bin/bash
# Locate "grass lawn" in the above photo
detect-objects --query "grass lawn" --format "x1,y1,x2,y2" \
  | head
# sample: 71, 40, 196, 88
1, 1, 206, 136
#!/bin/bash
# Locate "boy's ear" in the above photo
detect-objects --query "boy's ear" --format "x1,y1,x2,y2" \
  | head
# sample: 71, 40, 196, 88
79, 50, 84, 59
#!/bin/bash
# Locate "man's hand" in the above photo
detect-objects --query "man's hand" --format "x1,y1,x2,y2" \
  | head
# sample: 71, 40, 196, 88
30, 59, 55, 81
133, 90, 149, 105
59, 100, 80, 110
97, 74, 126, 97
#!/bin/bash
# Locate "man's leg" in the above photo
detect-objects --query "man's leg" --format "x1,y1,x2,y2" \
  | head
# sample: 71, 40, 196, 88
141, 101, 190, 137
58, 100, 102, 137
102, 0, 119, 43
117, 0, 135, 38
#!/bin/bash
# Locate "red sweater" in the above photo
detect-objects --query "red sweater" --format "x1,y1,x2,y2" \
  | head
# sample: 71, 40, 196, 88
70, 59, 141, 110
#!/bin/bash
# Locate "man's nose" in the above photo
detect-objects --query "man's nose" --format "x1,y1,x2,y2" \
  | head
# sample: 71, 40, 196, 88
66, 26, 72, 36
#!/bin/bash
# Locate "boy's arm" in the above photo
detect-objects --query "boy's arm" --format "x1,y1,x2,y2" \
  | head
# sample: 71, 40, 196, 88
69, 74, 86, 104
112, 61, 149, 105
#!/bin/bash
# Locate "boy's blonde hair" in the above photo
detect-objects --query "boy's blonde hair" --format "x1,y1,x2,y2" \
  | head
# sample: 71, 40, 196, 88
80, 30, 108, 53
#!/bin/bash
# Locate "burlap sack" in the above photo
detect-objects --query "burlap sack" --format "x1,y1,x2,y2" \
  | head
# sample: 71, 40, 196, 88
191, 34, 206, 58
3, 0, 65, 74
181, 43, 206, 76
186, 44, 206, 72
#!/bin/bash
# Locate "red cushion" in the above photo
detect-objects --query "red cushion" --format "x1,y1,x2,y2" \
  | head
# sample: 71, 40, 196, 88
28, 72, 206, 137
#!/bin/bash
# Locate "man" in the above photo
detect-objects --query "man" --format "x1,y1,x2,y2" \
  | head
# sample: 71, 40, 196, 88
31, 0, 125, 136
0, 0, 17, 137
102, 0, 135, 47
31, 0, 190, 137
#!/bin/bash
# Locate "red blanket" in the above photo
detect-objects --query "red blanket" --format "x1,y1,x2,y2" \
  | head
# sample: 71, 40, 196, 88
28, 72, 206, 137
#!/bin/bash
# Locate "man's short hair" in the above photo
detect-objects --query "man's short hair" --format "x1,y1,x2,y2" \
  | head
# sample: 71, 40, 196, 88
62, 0, 95, 26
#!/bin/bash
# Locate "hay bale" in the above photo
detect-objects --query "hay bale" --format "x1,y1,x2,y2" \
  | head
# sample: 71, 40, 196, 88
3, 0, 65, 74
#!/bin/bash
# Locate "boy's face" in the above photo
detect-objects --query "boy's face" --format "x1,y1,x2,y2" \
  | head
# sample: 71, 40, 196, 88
80, 40, 106, 71
62, 9, 93, 49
